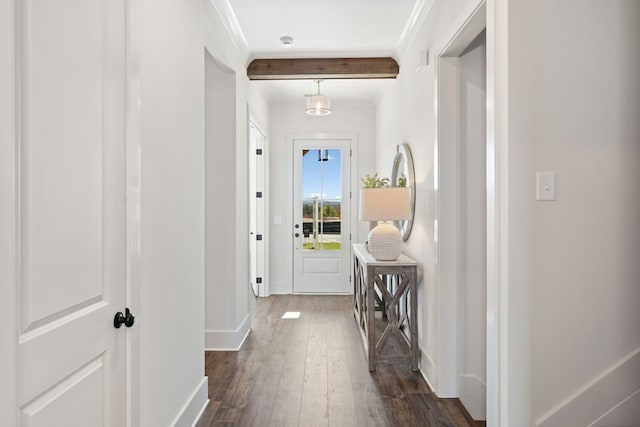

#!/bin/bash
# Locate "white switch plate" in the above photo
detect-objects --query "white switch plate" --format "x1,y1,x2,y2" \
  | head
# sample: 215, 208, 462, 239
536, 172, 556, 201
273, 215, 282, 225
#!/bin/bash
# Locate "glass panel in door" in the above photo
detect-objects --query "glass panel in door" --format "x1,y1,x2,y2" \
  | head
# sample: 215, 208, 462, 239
302, 149, 342, 251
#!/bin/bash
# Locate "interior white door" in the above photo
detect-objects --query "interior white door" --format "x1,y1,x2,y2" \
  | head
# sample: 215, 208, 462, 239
293, 139, 351, 293
11, 0, 128, 425
249, 122, 266, 297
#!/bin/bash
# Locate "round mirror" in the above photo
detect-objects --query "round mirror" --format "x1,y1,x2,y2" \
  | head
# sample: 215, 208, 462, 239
391, 143, 415, 241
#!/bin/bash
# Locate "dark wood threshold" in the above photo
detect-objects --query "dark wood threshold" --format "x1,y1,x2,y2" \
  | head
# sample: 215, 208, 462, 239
450, 398, 487, 427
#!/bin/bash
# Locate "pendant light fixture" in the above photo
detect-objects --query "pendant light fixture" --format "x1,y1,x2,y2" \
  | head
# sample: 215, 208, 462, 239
305, 80, 331, 116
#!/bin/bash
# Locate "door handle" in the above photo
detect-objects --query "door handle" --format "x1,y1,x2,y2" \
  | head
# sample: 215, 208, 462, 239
295, 233, 300, 237
114, 308, 135, 328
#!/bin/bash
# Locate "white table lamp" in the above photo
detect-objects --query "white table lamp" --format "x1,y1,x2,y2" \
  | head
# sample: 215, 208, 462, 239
359, 187, 411, 260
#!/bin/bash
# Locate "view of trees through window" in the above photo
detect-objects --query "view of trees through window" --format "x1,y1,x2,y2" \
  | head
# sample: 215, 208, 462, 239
301, 149, 342, 250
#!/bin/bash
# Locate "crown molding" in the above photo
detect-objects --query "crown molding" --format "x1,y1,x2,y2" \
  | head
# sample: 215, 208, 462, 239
395, 0, 435, 63
208, 0, 252, 64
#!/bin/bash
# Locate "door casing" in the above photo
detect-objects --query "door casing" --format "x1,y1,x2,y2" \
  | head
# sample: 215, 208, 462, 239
287, 133, 358, 294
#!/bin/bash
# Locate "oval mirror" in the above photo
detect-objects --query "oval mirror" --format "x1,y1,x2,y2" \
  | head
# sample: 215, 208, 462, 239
391, 143, 415, 241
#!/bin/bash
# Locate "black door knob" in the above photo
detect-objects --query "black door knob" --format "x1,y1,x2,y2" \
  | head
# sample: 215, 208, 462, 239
114, 308, 135, 328
295, 233, 300, 237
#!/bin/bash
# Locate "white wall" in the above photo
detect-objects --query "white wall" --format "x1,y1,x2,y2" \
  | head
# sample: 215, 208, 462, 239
378, 1, 640, 424
268, 102, 376, 294
509, 1, 640, 425
202, 0, 270, 349
376, 0, 486, 399
137, 0, 207, 425
204, 54, 239, 339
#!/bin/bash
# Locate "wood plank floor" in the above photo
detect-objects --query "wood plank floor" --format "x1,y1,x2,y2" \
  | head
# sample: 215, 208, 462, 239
195, 295, 475, 427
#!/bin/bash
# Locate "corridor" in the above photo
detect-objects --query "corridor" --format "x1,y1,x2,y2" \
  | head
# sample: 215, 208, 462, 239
196, 295, 475, 426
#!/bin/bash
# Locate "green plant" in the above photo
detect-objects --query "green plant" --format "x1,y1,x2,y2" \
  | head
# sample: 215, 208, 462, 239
322, 205, 338, 217
361, 173, 390, 188
397, 173, 407, 187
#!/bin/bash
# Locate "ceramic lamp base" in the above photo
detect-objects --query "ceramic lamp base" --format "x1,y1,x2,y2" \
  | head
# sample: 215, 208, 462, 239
367, 222, 403, 261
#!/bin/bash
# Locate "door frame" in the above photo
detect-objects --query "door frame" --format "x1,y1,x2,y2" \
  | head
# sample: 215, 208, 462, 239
248, 116, 269, 297
286, 133, 358, 294
442, 26, 488, 421
0, 0, 17, 422
433, 0, 492, 412
434, 0, 509, 425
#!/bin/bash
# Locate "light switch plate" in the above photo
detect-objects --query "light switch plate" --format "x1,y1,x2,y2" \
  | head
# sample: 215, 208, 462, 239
536, 172, 556, 201
273, 215, 282, 225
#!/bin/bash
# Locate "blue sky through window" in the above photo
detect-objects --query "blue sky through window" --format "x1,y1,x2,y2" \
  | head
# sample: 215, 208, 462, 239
302, 149, 341, 200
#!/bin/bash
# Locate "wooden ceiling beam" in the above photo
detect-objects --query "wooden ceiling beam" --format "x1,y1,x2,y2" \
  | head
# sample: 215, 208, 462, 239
247, 57, 399, 80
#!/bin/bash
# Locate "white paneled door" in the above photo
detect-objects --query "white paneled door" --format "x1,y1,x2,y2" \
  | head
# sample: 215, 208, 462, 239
6, 0, 128, 425
249, 122, 266, 297
293, 139, 351, 293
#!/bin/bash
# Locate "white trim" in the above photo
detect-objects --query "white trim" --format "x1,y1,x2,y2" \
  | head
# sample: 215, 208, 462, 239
459, 374, 487, 421
171, 377, 210, 427
434, 52, 460, 397
287, 133, 359, 295
125, 0, 143, 425
486, 0, 509, 425
433, 0, 487, 399
535, 348, 640, 427
420, 351, 437, 393
396, 0, 436, 63
204, 314, 250, 351
208, 0, 251, 64
0, 0, 16, 424
419, 364, 437, 396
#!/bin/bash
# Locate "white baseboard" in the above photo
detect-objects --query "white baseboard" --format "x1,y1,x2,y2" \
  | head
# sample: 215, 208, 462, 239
536, 347, 640, 427
205, 314, 250, 351
171, 377, 209, 427
459, 374, 486, 421
420, 351, 437, 393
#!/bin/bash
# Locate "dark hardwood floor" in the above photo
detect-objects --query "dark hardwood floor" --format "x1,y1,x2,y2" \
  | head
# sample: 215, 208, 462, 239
195, 295, 476, 427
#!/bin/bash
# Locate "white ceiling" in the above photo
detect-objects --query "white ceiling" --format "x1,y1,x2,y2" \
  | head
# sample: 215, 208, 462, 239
213, 0, 430, 104
229, 0, 419, 58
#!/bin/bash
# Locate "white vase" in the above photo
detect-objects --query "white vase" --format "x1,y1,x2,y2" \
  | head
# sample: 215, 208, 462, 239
367, 222, 403, 260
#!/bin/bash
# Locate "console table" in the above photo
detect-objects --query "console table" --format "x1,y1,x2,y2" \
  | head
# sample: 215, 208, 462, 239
352, 243, 418, 371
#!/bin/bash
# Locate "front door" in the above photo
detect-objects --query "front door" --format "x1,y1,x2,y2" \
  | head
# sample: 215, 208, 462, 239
293, 139, 351, 293
7, 0, 128, 424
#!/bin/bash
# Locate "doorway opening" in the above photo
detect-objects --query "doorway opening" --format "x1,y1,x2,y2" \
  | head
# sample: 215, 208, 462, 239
437, 2, 487, 423
292, 138, 352, 294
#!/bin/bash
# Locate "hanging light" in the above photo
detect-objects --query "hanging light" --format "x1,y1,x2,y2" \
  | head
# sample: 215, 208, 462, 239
317, 149, 329, 161
305, 80, 331, 116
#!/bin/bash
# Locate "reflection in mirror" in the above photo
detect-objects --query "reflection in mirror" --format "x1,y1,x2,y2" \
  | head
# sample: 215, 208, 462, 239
391, 144, 415, 241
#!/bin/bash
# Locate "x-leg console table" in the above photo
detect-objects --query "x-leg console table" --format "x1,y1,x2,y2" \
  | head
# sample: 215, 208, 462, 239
352, 243, 418, 371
